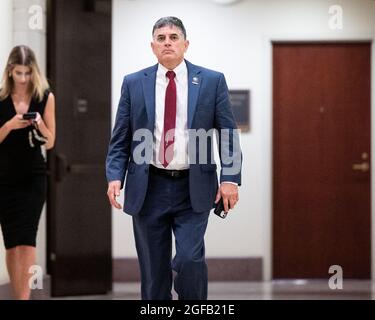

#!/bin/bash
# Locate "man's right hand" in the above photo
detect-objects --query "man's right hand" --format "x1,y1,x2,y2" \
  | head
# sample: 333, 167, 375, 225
107, 180, 122, 209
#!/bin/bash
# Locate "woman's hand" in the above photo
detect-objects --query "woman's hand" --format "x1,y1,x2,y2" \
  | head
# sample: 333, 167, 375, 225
32, 112, 42, 126
6, 114, 31, 130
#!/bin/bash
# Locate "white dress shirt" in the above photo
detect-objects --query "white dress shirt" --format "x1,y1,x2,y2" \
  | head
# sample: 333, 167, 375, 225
150, 60, 238, 186
151, 61, 189, 170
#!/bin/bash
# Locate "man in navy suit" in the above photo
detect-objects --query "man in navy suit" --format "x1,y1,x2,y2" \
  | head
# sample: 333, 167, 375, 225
106, 17, 242, 300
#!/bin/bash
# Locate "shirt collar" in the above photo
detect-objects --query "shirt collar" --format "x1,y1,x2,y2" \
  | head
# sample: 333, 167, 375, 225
157, 60, 187, 81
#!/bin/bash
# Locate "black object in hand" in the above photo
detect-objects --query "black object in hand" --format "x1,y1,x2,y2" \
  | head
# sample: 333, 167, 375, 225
22, 112, 37, 120
214, 198, 228, 219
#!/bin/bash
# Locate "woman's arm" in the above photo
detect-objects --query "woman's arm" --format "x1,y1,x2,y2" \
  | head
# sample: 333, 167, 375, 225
0, 115, 30, 144
37, 92, 56, 150
0, 121, 12, 144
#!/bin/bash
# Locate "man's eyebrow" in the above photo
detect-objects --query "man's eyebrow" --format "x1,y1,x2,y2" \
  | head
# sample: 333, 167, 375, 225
155, 33, 180, 37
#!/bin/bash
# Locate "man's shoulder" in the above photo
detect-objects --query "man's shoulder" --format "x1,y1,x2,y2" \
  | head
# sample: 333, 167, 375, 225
186, 60, 223, 78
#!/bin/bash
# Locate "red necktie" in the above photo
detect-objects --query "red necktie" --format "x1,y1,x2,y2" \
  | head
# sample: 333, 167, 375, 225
159, 70, 177, 168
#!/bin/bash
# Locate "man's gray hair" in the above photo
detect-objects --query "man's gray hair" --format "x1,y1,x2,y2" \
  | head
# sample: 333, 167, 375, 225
152, 16, 187, 39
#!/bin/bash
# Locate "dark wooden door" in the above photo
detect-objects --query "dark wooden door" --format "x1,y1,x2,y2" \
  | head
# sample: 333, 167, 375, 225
273, 43, 371, 279
46, 0, 112, 296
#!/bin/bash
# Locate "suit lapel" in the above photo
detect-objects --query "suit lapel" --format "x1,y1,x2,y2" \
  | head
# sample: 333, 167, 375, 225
142, 64, 158, 131
186, 60, 202, 129
142, 61, 202, 130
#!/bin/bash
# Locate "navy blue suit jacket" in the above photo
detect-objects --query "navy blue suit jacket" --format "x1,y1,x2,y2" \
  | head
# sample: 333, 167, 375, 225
106, 60, 242, 215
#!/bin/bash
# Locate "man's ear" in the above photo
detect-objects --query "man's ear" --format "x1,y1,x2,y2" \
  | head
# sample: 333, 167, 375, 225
184, 40, 190, 52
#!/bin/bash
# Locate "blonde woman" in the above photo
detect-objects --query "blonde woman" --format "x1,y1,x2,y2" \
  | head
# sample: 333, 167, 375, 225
0, 45, 55, 300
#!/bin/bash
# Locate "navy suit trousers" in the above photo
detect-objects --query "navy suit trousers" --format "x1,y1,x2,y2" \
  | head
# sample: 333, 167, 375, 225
132, 171, 209, 300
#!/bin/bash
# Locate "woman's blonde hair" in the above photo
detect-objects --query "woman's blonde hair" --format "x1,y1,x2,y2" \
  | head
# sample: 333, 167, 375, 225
0, 45, 49, 102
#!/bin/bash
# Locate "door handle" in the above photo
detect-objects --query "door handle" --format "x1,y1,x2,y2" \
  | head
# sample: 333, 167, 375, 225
55, 153, 70, 182
352, 162, 370, 172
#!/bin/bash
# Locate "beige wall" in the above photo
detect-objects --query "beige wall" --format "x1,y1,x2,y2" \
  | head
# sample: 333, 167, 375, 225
112, 0, 375, 280
0, 0, 14, 286
2, 0, 375, 286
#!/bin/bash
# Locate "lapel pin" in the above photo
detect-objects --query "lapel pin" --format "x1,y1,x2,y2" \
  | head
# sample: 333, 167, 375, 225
192, 77, 199, 85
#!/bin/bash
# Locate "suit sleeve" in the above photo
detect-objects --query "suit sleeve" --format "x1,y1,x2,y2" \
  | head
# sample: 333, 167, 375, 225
106, 76, 132, 188
214, 73, 242, 186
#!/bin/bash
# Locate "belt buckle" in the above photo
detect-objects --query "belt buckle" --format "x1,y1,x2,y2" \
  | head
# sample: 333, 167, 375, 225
171, 171, 177, 178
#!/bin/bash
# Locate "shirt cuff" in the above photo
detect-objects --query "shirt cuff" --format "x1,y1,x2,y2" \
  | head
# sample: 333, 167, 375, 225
221, 181, 238, 186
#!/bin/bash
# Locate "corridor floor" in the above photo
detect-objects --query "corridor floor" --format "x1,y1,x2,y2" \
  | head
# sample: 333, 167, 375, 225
25, 280, 375, 300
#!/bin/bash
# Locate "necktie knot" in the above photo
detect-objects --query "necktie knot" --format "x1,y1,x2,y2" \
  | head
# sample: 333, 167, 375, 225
166, 70, 176, 80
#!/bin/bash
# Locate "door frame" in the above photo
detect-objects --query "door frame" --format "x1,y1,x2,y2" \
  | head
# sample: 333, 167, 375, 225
45, 0, 112, 294
262, 35, 375, 281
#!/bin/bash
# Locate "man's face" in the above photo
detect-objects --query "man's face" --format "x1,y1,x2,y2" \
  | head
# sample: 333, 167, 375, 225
151, 25, 189, 68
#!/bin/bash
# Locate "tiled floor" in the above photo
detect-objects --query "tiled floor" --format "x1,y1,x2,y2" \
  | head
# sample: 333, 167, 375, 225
21, 280, 375, 300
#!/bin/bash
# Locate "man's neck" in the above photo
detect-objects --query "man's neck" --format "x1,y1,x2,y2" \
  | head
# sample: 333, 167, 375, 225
160, 58, 184, 71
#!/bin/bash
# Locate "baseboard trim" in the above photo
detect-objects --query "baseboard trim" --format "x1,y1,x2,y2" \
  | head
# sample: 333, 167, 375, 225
0, 257, 262, 298
0, 282, 12, 299
113, 257, 263, 282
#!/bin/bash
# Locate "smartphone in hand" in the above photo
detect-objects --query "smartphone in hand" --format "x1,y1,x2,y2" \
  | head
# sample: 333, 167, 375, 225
214, 198, 228, 219
22, 112, 37, 120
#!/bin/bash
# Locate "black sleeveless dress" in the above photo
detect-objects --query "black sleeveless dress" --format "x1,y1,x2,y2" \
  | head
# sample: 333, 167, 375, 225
0, 91, 50, 249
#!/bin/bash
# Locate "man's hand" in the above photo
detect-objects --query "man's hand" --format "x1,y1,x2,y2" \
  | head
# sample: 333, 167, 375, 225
107, 180, 122, 209
215, 183, 239, 213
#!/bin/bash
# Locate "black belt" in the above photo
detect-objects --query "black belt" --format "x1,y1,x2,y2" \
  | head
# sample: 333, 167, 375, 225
149, 165, 189, 178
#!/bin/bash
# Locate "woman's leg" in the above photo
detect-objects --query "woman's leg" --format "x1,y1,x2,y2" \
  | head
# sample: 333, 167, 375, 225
6, 245, 36, 300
